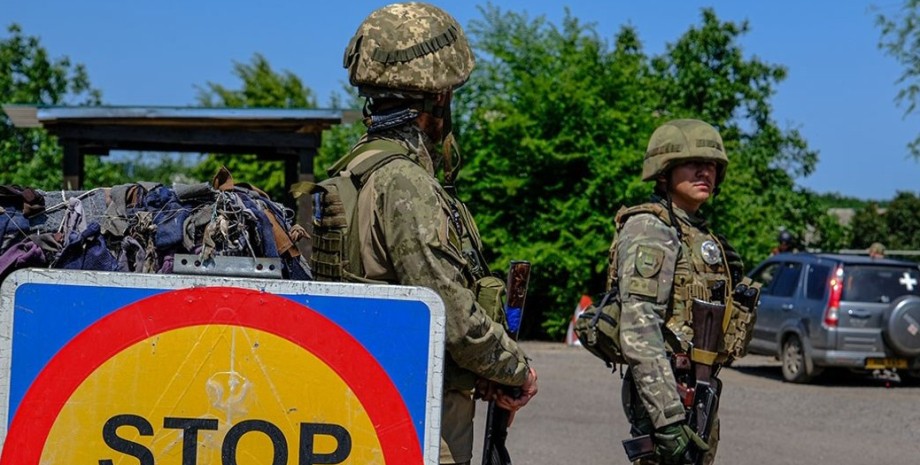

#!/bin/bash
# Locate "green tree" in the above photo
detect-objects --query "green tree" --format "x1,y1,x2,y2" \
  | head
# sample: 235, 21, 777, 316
193, 53, 318, 200
0, 23, 122, 189
850, 202, 888, 249
315, 87, 365, 182
876, 0, 920, 158
458, 8, 658, 337
457, 6, 840, 338
648, 9, 843, 258
194, 54, 365, 197
885, 191, 920, 249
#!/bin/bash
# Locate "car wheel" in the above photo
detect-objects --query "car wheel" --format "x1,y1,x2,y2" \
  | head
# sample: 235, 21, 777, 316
781, 335, 814, 383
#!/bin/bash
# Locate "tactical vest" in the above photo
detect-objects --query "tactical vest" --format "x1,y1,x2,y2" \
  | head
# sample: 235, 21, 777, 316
310, 139, 409, 283
610, 202, 736, 361
310, 138, 507, 326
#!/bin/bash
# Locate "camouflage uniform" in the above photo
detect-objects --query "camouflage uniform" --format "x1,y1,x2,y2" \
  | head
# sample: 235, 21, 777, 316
322, 4, 532, 464
609, 119, 735, 465
341, 123, 529, 464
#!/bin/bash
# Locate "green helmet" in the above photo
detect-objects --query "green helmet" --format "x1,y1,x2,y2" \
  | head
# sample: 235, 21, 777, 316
642, 119, 729, 183
343, 2, 474, 98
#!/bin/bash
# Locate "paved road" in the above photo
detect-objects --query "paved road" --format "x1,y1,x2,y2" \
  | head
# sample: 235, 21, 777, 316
471, 341, 920, 464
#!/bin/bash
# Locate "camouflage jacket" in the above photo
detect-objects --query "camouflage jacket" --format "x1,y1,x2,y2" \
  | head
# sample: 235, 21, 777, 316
341, 126, 529, 391
609, 196, 731, 428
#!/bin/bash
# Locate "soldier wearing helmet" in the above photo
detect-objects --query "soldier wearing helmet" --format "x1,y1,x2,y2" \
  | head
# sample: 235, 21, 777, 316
868, 242, 886, 258
771, 230, 797, 255
314, 3, 537, 464
606, 119, 755, 464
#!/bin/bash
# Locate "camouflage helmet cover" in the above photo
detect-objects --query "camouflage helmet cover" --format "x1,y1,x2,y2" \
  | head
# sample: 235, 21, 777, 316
642, 119, 729, 183
343, 2, 474, 97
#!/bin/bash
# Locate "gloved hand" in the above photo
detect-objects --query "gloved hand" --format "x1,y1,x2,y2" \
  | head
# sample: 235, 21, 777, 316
653, 421, 709, 464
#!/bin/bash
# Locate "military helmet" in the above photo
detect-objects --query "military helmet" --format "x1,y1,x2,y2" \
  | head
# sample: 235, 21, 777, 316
778, 230, 793, 244
642, 119, 729, 183
343, 2, 474, 98
868, 242, 886, 256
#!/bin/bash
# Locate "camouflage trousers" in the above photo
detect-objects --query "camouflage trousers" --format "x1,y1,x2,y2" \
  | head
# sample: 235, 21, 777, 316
439, 388, 476, 464
622, 370, 720, 465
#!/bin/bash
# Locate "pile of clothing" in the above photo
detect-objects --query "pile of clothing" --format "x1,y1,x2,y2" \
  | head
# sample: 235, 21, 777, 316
0, 168, 311, 282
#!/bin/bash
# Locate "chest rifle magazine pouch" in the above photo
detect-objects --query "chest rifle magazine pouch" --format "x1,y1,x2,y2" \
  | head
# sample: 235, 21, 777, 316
724, 277, 761, 359
310, 184, 349, 281
474, 275, 507, 329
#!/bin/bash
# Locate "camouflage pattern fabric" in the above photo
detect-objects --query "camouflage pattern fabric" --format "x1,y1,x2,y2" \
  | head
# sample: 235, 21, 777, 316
622, 371, 720, 465
611, 196, 733, 463
344, 2, 475, 97
612, 206, 685, 429
333, 124, 529, 464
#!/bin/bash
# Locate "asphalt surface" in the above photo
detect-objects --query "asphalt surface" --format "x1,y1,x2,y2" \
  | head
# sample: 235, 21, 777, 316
471, 341, 920, 465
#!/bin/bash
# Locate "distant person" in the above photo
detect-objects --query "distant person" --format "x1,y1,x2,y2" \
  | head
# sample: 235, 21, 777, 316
771, 230, 797, 255
868, 242, 886, 259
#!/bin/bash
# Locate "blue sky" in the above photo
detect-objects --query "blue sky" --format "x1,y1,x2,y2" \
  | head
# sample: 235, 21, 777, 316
2, 0, 917, 201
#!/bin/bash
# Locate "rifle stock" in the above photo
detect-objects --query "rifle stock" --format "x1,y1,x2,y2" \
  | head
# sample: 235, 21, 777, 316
482, 261, 531, 465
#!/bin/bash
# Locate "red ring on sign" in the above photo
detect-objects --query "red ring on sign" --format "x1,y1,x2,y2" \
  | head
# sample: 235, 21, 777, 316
1, 287, 422, 464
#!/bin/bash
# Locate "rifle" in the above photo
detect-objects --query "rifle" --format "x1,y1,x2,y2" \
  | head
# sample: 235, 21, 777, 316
482, 260, 531, 465
623, 281, 727, 464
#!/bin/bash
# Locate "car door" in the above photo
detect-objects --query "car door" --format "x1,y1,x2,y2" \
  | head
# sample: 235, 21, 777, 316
751, 260, 804, 350
798, 263, 831, 350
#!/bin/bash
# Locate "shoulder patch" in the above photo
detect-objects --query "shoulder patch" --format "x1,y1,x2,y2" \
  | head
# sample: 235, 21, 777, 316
635, 245, 664, 278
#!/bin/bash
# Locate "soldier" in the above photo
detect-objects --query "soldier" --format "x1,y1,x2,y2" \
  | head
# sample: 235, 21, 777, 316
868, 242, 886, 258
313, 3, 537, 464
771, 230, 796, 255
609, 119, 746, 464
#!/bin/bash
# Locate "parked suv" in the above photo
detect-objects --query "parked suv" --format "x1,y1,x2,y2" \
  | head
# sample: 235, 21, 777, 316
747, 252, 920, 383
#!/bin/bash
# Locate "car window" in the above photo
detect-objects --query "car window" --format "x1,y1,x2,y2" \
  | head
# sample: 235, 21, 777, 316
805, 264, 830, 301
842, 266, 920, 303
767, 262, 803, 297
751, 262, 782, 292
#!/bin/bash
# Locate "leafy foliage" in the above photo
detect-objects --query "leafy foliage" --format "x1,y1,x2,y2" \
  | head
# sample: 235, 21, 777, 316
193, 53, 318, 200
851, 191, 920, 254
850, 202, 889, 249
456, 6, 844, 338
314, 87, 365, 182
876, 0, 920, 158
193, 54, 365, 197
0, 23, 122, 189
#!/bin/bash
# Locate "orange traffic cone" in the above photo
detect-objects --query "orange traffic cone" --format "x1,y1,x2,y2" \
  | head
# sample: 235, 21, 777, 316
565, 294, 593, 346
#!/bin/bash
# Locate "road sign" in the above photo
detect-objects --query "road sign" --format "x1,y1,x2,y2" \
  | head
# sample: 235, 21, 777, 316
0, 269, 445, 465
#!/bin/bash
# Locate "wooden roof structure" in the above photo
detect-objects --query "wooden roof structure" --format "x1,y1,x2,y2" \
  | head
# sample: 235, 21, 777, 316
2, 104, 357, 235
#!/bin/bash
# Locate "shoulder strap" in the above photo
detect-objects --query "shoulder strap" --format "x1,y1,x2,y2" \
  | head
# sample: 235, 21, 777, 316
312, 139, 413, 283
614, 203, 671, 230
327, 139, 410, 183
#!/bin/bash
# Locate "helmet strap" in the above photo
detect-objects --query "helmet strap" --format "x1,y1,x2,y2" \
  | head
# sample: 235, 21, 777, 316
442, 132, 461, 190
662, 178, 684, 242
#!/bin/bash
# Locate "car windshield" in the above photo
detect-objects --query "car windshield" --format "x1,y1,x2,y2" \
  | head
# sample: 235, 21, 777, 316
841, 266, 920, 303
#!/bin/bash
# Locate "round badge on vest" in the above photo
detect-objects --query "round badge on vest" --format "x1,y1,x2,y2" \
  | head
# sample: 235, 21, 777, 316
700, 240, 722, 265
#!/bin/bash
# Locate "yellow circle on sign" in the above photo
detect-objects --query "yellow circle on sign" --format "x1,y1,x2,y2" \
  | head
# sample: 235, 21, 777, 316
41, 324, 384, 465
